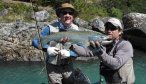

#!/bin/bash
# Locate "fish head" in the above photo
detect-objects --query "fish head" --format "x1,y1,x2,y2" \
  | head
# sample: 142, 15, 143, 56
88, 35, 113, 45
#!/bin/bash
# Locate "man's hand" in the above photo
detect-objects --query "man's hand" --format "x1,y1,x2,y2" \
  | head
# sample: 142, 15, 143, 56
60, 37, 70, 43
47, 47, 59, 56
59, 49, 70, 58
89, 41, 100, 49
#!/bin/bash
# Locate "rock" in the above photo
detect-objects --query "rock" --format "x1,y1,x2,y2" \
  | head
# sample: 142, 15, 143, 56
90, 18, 105, 33
0, 9, 9, 16
0, 22, 44, 61
74, 18, 91, 29
32, 10, 49, 22
122, 13, 146, 51
123, 12, 146, 30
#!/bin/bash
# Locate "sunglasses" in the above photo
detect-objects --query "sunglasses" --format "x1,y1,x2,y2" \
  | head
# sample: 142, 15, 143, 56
61, 10, 74, 15
105, 22, 118, 31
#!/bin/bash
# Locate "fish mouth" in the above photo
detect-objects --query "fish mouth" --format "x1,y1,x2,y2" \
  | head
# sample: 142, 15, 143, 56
101, 36, 113, 45
102, 35, 111, 40
101, 40, 113, 45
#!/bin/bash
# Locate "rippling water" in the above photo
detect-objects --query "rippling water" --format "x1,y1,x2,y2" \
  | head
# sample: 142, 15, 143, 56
0, 49, 146, 84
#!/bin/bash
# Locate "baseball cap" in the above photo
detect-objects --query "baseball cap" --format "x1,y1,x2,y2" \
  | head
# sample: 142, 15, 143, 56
105, 18, 123, 30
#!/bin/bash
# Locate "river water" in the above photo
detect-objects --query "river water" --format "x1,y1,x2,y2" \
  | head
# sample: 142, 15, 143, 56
0, 49, 145, 84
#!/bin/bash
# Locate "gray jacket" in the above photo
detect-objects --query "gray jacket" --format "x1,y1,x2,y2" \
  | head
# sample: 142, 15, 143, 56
71, 40, 135, 83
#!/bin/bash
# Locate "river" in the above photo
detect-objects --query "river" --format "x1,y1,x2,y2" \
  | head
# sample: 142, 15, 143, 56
0, 49, 145, 84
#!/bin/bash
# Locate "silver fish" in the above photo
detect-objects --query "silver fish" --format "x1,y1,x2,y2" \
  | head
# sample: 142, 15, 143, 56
38, 31, 112, 48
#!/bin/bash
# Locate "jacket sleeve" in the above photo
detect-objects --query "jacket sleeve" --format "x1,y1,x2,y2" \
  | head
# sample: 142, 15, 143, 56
32, 26, 50, 49
97, 41, 133, 70
70, 44, 97, 57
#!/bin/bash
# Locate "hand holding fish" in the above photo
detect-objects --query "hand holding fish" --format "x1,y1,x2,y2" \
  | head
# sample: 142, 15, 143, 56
59, 37, 70, 44
47, 47, 59, 56
59, 49, 78, 58
89, 41, 100, 49
59, 49, 70, 58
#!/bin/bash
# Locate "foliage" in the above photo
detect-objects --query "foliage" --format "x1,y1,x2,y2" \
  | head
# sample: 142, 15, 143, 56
9, 3, 31, 15
110, 7, 123, 19
41, 0, 73, 8
100, 0, 146, 16
0, 2, 32, 22
0, 2, 5, 11
0, 0, 146, 22
73, 0, 108, 21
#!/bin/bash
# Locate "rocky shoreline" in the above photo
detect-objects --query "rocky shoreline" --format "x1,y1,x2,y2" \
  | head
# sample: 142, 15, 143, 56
0, 12, 146, 61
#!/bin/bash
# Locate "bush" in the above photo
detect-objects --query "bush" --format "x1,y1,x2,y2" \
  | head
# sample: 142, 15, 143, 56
10, 3, 31, 15
0, 2, 5, 11
1, 0, 146, 22
110, 7, 123, 19
96, 6, 109, 17
0, 2, 33, 22
73, 0, 107, 21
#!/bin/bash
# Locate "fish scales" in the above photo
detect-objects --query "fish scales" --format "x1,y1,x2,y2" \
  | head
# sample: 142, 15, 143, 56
38, 31, 111, 48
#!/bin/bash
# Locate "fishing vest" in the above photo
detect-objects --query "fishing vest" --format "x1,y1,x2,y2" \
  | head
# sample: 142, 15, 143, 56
100, 39, 123, 83
100, 39, 135, 84
46, 21, 79, 65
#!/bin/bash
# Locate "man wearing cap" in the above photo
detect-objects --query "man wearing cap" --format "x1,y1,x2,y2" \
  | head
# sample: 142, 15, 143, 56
32, 3, 89, 84
69, 18, 135, 84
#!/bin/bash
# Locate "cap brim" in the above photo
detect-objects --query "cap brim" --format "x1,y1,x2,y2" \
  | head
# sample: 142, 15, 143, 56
111, 22, 119, 27
105, 22, 122, 29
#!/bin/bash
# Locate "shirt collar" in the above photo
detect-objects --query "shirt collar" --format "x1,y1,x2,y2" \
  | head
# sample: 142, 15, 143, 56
59, 20, 72, 29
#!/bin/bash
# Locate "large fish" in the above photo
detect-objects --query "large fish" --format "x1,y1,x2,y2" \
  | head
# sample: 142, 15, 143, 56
38, 31, 112, 49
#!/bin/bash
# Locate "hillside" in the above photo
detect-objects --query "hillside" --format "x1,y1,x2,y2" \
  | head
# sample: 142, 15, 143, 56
0, 0, 146, 22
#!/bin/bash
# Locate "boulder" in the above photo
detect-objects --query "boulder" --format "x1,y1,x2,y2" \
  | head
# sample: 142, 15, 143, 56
89, 18, 105, 33
122, 13, 146, 51
0, 22, 45, 61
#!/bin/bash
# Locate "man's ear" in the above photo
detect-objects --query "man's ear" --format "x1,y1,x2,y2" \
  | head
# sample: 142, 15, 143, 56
119, 30, 123, 35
